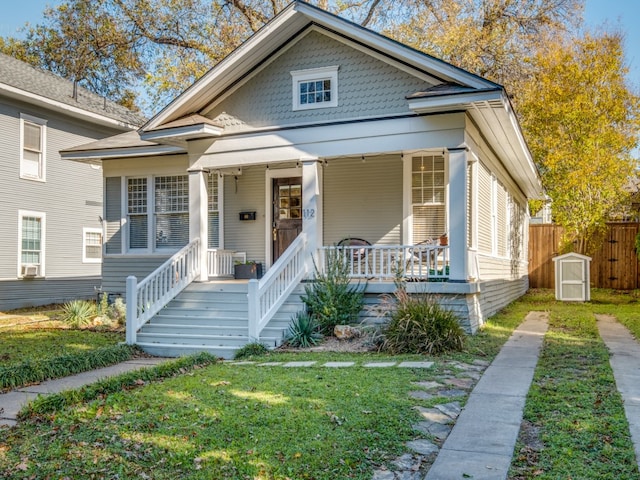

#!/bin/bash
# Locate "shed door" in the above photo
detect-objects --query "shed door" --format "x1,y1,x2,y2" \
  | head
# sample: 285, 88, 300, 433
272, 177, 302, 261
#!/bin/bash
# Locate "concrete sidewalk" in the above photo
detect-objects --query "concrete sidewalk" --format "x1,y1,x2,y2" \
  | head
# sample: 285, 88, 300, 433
0, 357, 169, 427
596, 314, 640, 471
425, 311, 549, 480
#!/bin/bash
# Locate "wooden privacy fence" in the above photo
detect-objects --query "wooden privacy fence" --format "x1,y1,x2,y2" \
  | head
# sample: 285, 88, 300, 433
529, 223, 640, 290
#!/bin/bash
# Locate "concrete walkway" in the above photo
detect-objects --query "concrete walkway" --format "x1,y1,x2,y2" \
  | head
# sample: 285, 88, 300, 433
425, 311, 549, 480
0, 357, 169, 427
596, 314, 640, 471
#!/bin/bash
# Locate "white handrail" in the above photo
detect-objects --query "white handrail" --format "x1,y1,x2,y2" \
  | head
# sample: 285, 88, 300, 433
248, 233, 308, 340
320, 243, 449, 281
126, 238, 201, 344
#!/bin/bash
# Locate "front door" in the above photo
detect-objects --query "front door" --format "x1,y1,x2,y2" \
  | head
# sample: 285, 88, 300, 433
273, 177, 302, 262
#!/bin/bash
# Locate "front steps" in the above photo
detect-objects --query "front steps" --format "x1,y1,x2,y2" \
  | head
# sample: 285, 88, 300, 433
135, 281, 305, 359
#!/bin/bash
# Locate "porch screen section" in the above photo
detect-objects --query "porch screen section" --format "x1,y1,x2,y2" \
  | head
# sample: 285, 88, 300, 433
412, 155, 445, 243
155, 175, 189, 249
207, 174, 220, 248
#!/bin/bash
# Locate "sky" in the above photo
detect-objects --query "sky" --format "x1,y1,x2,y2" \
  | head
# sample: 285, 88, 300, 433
0, 0, 639, 89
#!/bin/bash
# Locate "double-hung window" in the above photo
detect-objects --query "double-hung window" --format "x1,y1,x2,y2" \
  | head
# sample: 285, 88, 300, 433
291, 66, 339, 111
411, 155, 446, 243
20, 114, 46, 181
127, 175, 189, 251
83, 228, 103, 263
18, 210, 45, 277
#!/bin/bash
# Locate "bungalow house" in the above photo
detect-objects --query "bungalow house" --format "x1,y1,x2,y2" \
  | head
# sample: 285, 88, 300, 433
0, 53, 144, 311
61, 1, 542, 358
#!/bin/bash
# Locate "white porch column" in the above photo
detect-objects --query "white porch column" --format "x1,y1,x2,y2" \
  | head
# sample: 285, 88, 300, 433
189, 169, 208, 281
302, 158, 322, 274
447, 147, 469, 282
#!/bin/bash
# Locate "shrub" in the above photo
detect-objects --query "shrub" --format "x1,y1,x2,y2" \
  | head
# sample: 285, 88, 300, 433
286, 311, 323, 348
234, 342, 268, 359
302, 249, 364, 334
61, 300, 96, 328
378, 287, 465, 355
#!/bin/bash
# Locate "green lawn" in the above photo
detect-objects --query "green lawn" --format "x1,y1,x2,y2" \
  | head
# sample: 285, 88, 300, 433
1, 290, 639, 479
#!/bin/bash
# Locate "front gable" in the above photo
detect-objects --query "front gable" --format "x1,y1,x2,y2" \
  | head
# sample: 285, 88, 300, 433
207, 28, 437, 130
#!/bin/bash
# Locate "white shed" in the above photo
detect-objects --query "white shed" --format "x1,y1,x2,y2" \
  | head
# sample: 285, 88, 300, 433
553, 253, 592, 302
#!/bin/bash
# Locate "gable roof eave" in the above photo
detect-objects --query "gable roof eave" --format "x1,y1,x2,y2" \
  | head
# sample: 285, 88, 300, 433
143, 0, 498, 132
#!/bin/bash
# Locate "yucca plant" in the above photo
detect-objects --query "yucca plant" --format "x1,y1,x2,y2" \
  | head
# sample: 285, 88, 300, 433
286, 311, 323, 348
60, 300, 96, 328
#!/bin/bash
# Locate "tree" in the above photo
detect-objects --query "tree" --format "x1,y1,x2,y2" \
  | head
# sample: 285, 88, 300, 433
518, 31, 640, 254
385, 0, 582, 95
2, 0, 580, 110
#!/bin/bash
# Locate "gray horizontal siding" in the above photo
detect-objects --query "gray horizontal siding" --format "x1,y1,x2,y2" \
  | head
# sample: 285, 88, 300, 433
478, 277, 528, 322
101, 256, 171, 295
210, 29, 432, 129
0, 276, 101, 311
323, 155, 402, 245
0, 95, 125, 281
223, 166, 267, 264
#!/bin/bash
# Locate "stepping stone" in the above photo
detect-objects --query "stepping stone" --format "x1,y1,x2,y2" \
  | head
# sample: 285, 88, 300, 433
282, 361, 316, 367
444, 377, 475, 389
372, 470, 395, 480
257, 362, 284, 366
227, 361, 256, 365
414, 406, 452, 424
398, 361, 434, 369
473, 359, 490, 367
394, 453, 419, 470
436, 389, 467, 398
364, 362, 397, 368
413, 421, 452, 440
323, 362, 355, 368
412, 381, 442, 390
407, 439, 439, 455
409, 390, 435, 401
396, 472, 423, 480
435, 402, 462, 419
459, 370, 482, 380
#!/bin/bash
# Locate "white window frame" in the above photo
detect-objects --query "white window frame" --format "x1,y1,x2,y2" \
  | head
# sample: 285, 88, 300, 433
83, 227, 103, 263
19, 113, 47, 181
408, 153, 448, 244
125, 175, 190, 253
291, 65, 339, 111
17, 210, 46, 278
208, 173, 224, 249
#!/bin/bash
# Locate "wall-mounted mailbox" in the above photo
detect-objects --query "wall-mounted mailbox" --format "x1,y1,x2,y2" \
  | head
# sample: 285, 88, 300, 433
239, 211, 256, 221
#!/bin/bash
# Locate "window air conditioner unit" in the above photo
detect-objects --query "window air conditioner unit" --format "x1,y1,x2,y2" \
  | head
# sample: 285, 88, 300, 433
21, 264, 38, 277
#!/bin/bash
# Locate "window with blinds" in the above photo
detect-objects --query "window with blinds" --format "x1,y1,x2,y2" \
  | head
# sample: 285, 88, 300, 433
20, 115, 46, 180
496, 181, 508, 257
477, 163, 493, 254
127, 178, 148, 249
155, 175, 189, 249
412, 155, 446, 243
21, 215, 42, 265
208, 174, 221, 249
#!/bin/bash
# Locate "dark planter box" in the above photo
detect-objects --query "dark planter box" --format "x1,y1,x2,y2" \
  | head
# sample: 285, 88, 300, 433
234, 263, 263, 279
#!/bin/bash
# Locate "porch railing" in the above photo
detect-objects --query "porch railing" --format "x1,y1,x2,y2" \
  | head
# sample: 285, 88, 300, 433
248, 233, 308, 340
207, 249, 247, 277
126, 238, 200, 344
320, 243, 449, 281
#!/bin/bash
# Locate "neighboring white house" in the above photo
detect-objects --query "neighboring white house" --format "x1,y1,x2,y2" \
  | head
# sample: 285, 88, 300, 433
0, 53, 144, 310
62, 1, 543, 357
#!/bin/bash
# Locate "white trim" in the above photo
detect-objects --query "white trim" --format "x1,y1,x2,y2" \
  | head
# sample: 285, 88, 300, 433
291, 65, 339, 111
19, 113, 47, 182
17, 210, 46, 278
0, 82, 138, 130
82, 227, 103, 264
140, 123, 223, 143
264, 166, 302, 268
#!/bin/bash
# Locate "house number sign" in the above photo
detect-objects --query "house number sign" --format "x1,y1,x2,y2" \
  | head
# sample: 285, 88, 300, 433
302, 208, 315, 219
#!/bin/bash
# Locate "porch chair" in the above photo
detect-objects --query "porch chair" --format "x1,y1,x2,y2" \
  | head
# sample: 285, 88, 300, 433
336, 237, 372, 278
405, 236, 444, 280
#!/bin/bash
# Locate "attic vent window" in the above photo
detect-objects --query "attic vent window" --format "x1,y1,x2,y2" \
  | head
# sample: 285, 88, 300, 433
291, 66, 339, 111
